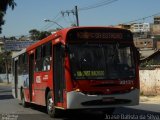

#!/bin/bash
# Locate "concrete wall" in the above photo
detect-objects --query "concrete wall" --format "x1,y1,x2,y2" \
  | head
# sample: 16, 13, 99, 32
150, 24, 160, 35
0, 74, 12, 83
134, 38, 153, 49
140, 69, 160, 95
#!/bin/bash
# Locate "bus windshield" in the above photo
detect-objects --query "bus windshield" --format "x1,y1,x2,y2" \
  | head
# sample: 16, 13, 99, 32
68, 43, 136, 80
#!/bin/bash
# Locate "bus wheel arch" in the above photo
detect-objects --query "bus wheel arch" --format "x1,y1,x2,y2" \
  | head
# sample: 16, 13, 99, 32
46, 90, 61, 118
46, 91, 56, 117
45, 87, 50, 106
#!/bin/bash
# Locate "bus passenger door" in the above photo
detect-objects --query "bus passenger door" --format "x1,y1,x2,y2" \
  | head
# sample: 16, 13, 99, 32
53, 44, 65, 105
29, 54, 34, 102
14, 60, 18, 98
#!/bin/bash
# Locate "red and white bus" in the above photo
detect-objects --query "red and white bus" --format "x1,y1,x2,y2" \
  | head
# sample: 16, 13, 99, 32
12, 27, 140, 117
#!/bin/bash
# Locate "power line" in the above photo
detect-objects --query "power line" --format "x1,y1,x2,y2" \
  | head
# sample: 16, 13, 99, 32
40, 12, 65, 31
121, 12, 160, 24
40, 12, 62, 30
62, 15, 74, 25
9, 0, 153, 38
79, 0, 119, 11
42, 1, 118, 28
60, 1, 118, 26
43, 15, 64, 30
61, 6, 79, 26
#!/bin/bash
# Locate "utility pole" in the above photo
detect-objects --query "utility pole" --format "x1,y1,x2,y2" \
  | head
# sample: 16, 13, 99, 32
61, 6, 79, 26
75, 6, 79, 26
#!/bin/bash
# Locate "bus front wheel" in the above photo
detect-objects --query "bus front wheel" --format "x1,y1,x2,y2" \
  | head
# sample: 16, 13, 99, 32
47, 91, 60, 118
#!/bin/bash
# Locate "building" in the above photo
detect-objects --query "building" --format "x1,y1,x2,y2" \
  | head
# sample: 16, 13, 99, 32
134, 38, 155, 59
134, 38, 153, 49
3, 40, 36, 52
156, 40, 160, 49
116, 24, 131, 31
150, 23, 160, 35
131, 23, 150, 33
150, 16, 160, 36
154, 16, 160, 24
0, 39, 36, 54
116, 23, 150, 33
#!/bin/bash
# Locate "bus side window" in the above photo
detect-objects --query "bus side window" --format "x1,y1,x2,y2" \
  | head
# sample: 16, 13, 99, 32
35, 47, 43, 72
23, 53, 28, 74
18, 55, 22, 75
42, 42, 52, 71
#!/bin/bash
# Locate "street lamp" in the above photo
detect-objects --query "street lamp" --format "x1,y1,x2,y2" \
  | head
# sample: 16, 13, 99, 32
44, 19, 63, 29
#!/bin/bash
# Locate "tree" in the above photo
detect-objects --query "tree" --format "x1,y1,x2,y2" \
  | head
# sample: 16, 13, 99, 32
29, 29, 40, 40
0, 53, 5, 73
29, 29, 51, 40
9, 36, 16, 40
0, 12, 5, 33
71, 23, 77, 27
38, 31, 51, 40
0, 51, 12, 73
0, 0, 16, 33
0, 51, 12, 83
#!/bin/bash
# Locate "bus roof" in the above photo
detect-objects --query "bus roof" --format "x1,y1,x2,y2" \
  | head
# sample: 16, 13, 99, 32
12, 26, 132, 58
26, 26, 131, 51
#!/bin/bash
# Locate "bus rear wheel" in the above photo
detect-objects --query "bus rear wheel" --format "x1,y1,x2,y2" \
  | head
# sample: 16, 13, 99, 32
47, 91, 60, 118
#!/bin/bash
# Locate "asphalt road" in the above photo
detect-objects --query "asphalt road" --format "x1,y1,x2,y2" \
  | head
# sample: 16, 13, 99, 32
0, 85, 160, 120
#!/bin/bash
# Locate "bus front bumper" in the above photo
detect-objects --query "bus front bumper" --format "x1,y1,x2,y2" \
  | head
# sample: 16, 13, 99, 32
66, 89, 139, 109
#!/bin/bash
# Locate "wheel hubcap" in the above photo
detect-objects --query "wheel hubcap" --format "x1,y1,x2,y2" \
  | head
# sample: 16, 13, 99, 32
48, 98, 53, 111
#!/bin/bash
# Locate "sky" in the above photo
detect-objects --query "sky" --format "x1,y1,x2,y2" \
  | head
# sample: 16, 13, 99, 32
1, 0, 160, 37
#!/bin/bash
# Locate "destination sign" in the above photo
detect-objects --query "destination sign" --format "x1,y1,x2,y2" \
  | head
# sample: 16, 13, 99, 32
67, 28, 133, 42
77, 32, 123, 40
76, 70, 105, 77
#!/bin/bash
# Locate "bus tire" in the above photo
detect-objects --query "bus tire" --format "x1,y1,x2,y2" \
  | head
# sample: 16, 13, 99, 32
47, 91, 60, 118
21, 90, 28, 108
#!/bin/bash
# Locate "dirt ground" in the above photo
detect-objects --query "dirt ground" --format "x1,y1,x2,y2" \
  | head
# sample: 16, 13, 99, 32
0, 82, 11, 86
140, 95, 160, 104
